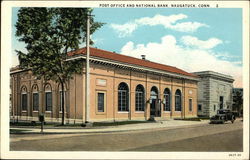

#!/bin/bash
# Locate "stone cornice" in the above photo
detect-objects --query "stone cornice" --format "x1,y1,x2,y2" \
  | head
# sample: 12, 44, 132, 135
193, 71, 234, 83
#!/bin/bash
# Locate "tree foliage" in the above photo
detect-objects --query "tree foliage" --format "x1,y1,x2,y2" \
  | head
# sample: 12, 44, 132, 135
15, 7, 104, 125
233, 90, 243, 113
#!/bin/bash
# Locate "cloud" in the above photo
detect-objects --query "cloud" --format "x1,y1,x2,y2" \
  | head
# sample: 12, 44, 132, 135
120, 35, 242, 87
181, 36, 223, 49
110, 22, 138, 37
110, 14, 208, 37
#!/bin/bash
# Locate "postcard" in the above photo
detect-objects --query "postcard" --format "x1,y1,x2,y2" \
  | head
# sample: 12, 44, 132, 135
1, 1, 249, 159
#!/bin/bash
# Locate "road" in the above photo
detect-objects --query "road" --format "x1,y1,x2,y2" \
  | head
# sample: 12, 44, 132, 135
10, 121, 243, 151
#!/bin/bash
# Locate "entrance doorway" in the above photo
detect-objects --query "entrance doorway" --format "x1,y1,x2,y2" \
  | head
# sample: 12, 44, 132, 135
150, 86, 161, 117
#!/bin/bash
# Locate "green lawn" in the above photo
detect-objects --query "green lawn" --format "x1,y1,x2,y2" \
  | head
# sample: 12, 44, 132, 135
174, 117, 210, 121
92, 120, 153, 127
10, 120, 154, 128
10, 129, 31, 134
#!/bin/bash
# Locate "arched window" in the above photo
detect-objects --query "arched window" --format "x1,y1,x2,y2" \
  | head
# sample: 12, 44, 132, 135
44, 83, 52, 111
32, 84, 39, 111
175, 89, 182, 111
135, 84, 145, 111
150, 86, 158, 98
118, 82, 129, 111
21, 86, 27, 111
163, 88, 171, 111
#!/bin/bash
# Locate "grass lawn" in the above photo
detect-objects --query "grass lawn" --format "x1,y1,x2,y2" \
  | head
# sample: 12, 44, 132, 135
10, 120, 154, 128
174, 117, 210, 121
10, 129, 31, 134
92, 120, 153, 127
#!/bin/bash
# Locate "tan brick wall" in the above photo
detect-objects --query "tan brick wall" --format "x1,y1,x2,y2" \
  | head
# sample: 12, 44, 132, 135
10, 62, 198, 122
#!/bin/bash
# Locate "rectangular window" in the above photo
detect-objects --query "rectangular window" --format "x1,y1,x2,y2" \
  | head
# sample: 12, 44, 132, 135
198, 104, 202, 111
33, 93, 39, 111
97, 92, 105, 112
46, 92, 52, 111
21, 94, 27, 111
189, 99, 192, 111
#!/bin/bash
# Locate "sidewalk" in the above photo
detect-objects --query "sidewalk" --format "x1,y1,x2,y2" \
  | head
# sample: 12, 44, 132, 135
10, 119, 212, 134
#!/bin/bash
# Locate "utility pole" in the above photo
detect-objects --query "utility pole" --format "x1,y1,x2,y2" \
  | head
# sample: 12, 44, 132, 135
85, 10, 90, 124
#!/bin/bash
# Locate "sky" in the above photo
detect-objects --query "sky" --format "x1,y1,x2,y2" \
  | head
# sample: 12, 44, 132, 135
12, 8, 243, 87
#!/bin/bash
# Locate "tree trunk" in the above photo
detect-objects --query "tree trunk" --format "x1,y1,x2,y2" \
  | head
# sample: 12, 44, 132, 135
60, 80, 65, 125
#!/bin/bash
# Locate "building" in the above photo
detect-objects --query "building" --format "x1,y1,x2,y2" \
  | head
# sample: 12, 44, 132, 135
10, 47, 199, 123
193, 71, 234, 117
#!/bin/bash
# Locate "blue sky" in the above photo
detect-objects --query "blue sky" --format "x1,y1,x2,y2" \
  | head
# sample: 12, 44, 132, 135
12, 8, 242, 87
92, 8, 242, 60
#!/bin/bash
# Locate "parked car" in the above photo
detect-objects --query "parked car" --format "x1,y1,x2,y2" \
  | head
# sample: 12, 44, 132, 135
210, 109, 236, 124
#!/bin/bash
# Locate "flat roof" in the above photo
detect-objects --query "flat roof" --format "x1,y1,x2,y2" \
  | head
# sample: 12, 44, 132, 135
193, 71, 234, 82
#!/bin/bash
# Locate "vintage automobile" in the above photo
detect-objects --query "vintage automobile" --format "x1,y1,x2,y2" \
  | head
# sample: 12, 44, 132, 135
210, 109, 236, 124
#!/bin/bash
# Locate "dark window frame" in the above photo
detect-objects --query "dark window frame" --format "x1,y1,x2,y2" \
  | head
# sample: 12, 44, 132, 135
135, 85, 145, 111
219, 96, 223, 109
189, 98, 192, 111
175, 90, 182, 111
45, 92, 52, 111
97, 92, 105, 112
21, 93, 27, 111
118, 82, 129, 112
163, 88, 171, 111
198, 104, 202, 111
33, 92, 39, 111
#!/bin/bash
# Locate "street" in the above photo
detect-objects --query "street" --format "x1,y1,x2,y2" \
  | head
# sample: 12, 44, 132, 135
10, 120, 243, 151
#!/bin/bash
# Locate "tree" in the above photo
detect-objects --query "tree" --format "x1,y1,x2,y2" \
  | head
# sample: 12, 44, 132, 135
233, 90, 243, 115
15, 7, 104, 125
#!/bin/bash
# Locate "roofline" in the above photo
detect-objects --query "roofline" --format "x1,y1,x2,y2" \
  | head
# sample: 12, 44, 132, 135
66, 54, 199, 81
193, 71, 234, 82
68, 47, 198, 77
10, 68, 28, 74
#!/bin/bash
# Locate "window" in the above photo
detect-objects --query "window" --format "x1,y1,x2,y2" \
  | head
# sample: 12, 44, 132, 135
21, 93, 27, 111
21, 86, 27, 111
175, 89, 182, 111
163, 88, 171, 111
135, 85, 145, 111
97, 92, 105, 112
59, 91, 66, 112
214, 105, 216, 111
189, 99, 192, 111
219, 96, 223, 109
46, 92, 52, 111
32, 84, 39, 111
118, 82, 129, 112
198, 104, 202, 111
33, 93, 39, 111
